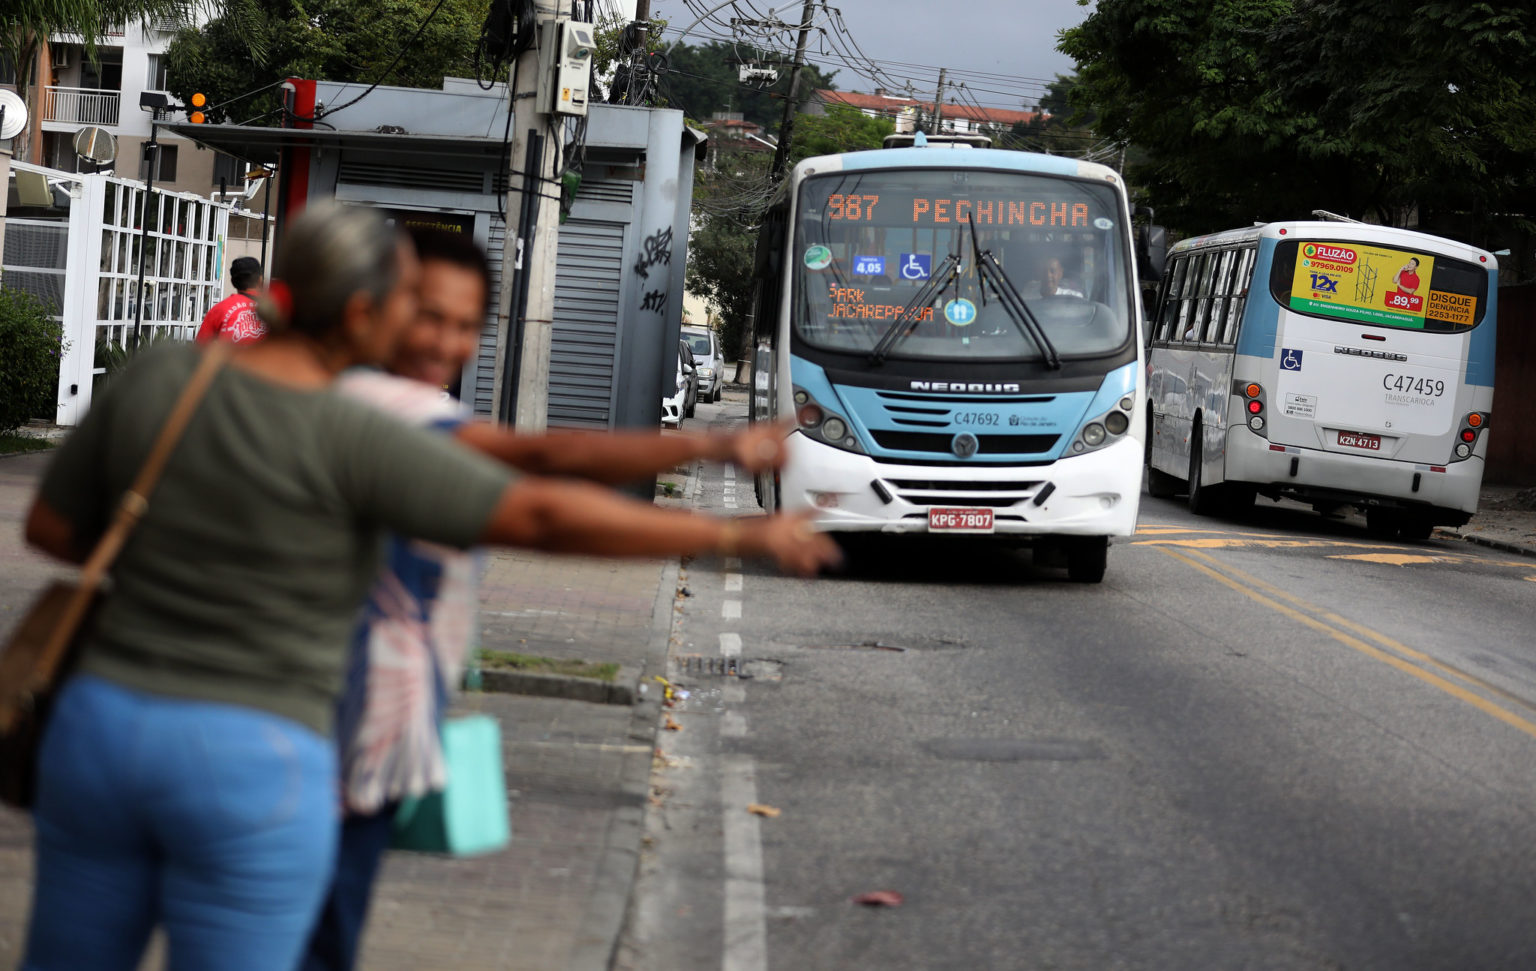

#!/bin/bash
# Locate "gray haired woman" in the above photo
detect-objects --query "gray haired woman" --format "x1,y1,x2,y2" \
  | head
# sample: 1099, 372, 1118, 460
20, 203, 838, 971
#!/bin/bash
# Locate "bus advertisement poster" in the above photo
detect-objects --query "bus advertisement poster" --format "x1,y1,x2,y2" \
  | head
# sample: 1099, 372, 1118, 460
1290, 242, 1436, 328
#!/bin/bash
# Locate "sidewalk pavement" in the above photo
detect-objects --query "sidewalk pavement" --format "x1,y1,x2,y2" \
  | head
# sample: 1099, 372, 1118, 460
1439, 483, 1536, 556
0, 448, 685, 970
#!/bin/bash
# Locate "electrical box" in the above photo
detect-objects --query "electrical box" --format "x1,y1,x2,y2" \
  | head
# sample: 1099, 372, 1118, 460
536, 20, 594, 117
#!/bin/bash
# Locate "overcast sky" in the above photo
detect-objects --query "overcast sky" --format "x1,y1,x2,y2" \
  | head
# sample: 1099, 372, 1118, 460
640, 0, 1091, 111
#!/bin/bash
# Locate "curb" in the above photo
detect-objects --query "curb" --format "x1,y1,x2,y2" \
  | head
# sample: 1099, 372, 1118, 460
1442, 531, 1536, 559
568, 458, 699, 971
479, 665, 639, 705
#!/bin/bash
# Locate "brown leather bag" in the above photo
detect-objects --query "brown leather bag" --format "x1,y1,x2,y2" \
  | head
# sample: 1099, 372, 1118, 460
0, 344, 231, 808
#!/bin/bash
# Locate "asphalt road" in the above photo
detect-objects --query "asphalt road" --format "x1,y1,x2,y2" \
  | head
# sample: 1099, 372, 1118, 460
620, 392, 1536, 971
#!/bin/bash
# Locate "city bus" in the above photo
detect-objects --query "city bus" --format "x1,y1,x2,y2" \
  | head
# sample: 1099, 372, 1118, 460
1144, 221, 1498, 539
747, 144, 1148, 582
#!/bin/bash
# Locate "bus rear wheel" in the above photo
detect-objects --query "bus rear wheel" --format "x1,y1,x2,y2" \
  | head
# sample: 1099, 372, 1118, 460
1186, 428, 1222, 517
1066, 536, 1108, 583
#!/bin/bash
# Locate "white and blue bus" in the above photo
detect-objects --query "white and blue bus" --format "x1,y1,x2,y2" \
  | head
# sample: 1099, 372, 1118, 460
748, 144, 1148, 582
1145, 221, 1498, 539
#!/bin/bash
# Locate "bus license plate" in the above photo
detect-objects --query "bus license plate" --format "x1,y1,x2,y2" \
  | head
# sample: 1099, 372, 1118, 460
928, 508, 994, 533
1337, 431, 1381, 451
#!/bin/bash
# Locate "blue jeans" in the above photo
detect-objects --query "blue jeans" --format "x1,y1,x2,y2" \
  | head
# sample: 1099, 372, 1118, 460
299, 804, 399, 971
23, 675, 339, 971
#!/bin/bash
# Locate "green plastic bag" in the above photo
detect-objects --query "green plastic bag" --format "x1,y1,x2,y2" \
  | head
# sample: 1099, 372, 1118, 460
391, 715, 511, 856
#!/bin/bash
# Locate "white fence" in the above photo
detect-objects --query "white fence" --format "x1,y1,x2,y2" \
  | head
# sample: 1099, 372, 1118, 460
2, 162, 233, 425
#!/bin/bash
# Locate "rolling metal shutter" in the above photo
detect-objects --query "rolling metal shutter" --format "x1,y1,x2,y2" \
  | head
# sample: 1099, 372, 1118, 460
546, 216, 627, 428
472, 213, 506, 418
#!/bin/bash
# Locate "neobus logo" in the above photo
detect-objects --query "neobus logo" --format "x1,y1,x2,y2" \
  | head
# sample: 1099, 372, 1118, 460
1304, 244, 1357, 264
910, 381, 1022, 393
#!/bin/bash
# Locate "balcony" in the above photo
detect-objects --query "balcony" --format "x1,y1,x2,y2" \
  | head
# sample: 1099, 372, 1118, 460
41, 86, 122, 129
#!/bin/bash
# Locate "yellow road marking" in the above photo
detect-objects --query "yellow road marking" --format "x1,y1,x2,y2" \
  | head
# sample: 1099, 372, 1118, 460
1159, 546, 1536, 741
1329, 553, 1449, 566
1135, 537, 1401, 551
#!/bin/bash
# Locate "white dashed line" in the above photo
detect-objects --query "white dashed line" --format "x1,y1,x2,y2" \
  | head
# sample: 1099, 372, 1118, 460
724, 573, 744, 592
719, 632, 742, 657
722, 758, 770, 971
724, 466, 736, 479
723, 600, 742, 620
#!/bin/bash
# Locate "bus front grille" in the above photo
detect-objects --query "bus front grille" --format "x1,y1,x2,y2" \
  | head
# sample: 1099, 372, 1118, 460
869, 430, 1060, 455
880, 478, 1046, 507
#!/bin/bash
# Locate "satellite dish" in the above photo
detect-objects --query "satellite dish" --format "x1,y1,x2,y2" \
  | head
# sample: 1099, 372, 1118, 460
74, 126, 117, 164
0, 89, 29, 140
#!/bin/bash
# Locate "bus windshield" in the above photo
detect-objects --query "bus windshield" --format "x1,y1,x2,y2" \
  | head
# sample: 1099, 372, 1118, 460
792, 169, 1133, 361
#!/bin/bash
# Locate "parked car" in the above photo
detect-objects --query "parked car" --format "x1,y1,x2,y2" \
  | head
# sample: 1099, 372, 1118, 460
661, 338, 698, 426
681, 326, 725, 402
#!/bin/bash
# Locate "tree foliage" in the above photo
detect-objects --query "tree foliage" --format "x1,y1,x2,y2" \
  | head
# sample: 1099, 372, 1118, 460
687, 153, 773, 363
788, 103, 892, 164
661, 41, 836, 134
0, 288, 68, 433
1060, 0, 1536, 269
165, 0, 489, 125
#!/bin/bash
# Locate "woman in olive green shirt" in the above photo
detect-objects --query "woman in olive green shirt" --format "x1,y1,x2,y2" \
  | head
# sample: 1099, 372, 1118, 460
21, 203, 837, 971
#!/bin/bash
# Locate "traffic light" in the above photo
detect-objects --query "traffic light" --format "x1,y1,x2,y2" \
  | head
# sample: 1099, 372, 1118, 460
188, 92, 207, 124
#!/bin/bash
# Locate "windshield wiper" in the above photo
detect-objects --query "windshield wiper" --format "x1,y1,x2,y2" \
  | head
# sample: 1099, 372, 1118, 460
968, 216, 1062, 370
867, 254, 960, 365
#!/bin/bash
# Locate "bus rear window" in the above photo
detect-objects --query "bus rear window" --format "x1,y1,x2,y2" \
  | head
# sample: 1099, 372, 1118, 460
1269, 239, 1488, 332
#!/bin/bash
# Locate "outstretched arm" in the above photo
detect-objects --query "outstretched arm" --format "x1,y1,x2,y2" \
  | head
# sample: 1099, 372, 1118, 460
478, 477, 840, 576
454, 421, 791, 485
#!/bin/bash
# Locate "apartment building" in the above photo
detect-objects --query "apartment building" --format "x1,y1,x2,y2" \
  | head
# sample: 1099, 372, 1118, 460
10, 17, 253, 201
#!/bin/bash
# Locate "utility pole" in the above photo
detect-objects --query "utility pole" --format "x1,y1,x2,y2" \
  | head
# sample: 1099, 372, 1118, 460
634, 0, 649, 19
930, 67, 947, 135
768, 0, 816, 179
493, 0, 565, 429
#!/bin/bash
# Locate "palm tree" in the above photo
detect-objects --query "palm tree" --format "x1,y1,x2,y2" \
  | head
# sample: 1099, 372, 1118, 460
3, 0, 200, 159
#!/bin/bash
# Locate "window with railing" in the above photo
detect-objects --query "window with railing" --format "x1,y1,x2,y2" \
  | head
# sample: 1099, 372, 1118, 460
42, 86, 122, 127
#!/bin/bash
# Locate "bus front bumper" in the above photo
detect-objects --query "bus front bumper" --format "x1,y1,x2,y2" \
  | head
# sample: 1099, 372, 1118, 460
1224, 427, 1482, 518
781, 434, 1143, 537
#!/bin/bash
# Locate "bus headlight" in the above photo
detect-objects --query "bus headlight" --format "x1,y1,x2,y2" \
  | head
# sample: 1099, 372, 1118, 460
1104, 411, 1129, 436
790, 385, 865, 455
1082, 423, 1107, 446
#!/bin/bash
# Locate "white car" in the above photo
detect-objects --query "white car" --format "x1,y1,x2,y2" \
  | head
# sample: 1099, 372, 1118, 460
681, 326, 725, 402
661, 340, 698, 426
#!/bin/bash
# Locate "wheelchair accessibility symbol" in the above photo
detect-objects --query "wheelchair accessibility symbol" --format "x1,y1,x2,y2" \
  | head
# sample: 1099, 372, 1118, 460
899, 253, 932, 280
1280, 348, 1304, 371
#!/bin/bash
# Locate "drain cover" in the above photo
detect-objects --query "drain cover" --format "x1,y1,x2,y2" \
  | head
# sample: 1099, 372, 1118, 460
682, 655, 739, 678
677, 656, 784, 681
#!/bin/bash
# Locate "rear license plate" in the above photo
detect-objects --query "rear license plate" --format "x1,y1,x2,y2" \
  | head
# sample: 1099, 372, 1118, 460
1337, 431, 1382, 451
928, 508, 995, 533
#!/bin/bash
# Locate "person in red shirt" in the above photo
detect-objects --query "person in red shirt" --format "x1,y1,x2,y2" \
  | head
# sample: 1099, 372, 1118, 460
196, 257, 267, 343
1392, 258, 1422, 299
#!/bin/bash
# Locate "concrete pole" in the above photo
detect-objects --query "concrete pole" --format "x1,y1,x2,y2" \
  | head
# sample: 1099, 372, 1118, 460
931, 67, 947, 135
492, 0, 565, 430
768, 0, 816, 179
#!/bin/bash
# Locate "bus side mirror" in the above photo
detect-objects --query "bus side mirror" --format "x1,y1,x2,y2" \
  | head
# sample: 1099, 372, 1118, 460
1137, 224, 1168, 283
